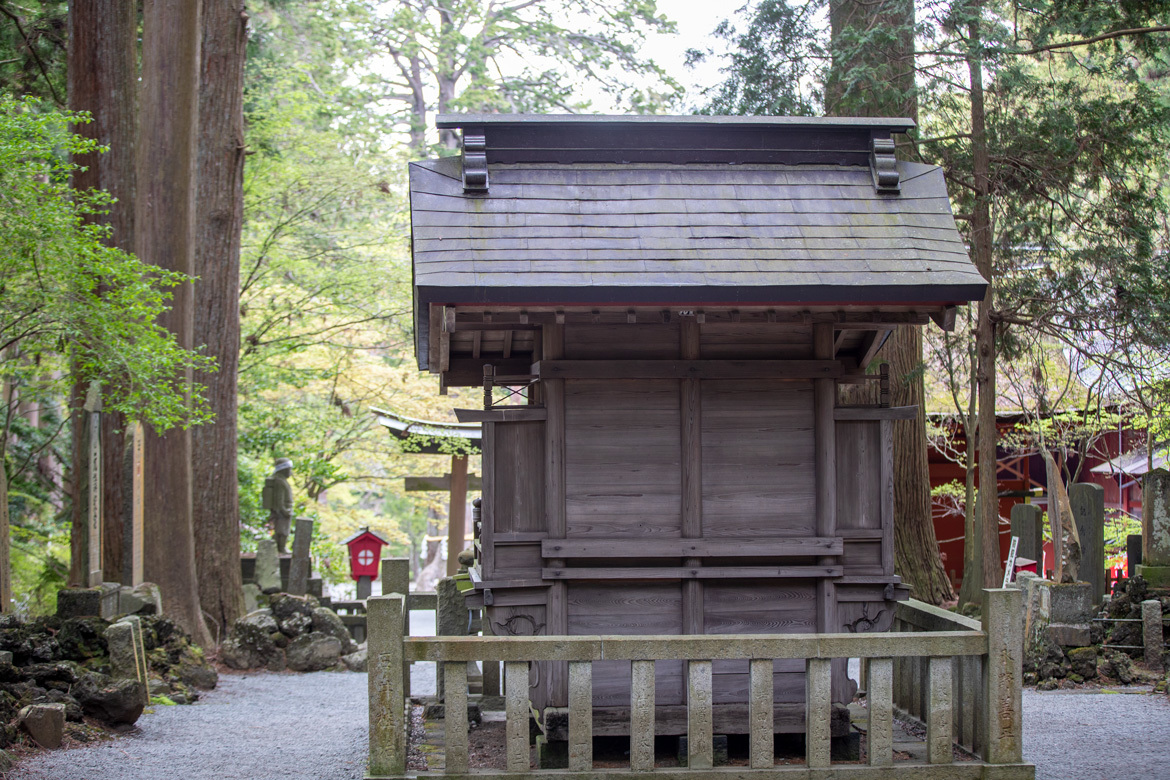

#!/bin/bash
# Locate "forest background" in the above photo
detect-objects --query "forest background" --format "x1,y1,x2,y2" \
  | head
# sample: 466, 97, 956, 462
3, 0, 1170, 636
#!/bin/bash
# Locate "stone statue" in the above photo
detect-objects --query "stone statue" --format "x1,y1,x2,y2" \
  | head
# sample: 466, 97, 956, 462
262, 458, 294, 554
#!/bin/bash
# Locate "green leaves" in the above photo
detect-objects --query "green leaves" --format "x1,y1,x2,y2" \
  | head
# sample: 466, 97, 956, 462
0, 96, 211, 433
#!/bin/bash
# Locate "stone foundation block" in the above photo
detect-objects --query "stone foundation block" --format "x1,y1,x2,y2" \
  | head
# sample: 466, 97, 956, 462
1137, 565, 1170, 589
1046, 623, 1091, 647
1050, 582, 1093, 624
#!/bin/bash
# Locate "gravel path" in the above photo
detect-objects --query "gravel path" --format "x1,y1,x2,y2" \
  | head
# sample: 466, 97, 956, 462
9, 671, 371, 780
1022, 686, 1170, 780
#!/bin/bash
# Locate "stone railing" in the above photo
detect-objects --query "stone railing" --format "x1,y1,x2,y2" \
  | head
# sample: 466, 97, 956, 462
367, 589, 1033, 780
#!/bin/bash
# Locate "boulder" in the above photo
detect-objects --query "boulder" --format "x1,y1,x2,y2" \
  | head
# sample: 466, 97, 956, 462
285, 632, 342, 672
1067, 647, 1098, 680
173, 646, 218, 690
40, 690, 82, 723
18, 703, 65, 749
117, 583, 161, 616
1102, 651, 1135, 684
239, 609, 278, 635
56, 617, 108, 662
277, 612, 312, 638
269, 593, 317, 623
220, 619, 278, 670
341, 647, 367, 672
311, 607, 357, 654
74, 672, 145, 725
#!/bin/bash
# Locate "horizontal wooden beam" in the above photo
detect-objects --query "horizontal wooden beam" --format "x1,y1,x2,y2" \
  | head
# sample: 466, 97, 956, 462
541, 537, 842, 559
379, 764, 1029, 780
834, 405, 918, 421
449, 308, 933, 327
532, 359, 842, 380
542, 565, 842, 581
453, 407, 546, 423
403, 474, 482, 492
400, 629, 988, 662
445, 358, 532, 387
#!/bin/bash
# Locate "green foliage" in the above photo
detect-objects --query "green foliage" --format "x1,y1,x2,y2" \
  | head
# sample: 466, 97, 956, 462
10, 525, 67, 617
0, 96, 213, 433
0, 1, 66, 104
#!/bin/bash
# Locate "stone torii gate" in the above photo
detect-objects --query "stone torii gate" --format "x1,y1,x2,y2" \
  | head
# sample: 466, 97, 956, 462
373, 409, 481, 576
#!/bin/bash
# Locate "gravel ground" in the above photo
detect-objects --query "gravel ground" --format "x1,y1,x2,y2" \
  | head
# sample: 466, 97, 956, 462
8, 671, 371, 780
1022, 686, 1170, 780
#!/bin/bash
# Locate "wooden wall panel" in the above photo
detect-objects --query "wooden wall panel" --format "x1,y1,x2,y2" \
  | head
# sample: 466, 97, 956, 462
565, 380, 682, 538
701, 381, 814, 537
567, 584, 684, 706
699, 323, 812, 359
565, 324, 681, 359
493, 421, 546, 535
493, 543, 543, 580
841, 541, 883, 573
705, 582, 814, 704
835, 421, 881, 531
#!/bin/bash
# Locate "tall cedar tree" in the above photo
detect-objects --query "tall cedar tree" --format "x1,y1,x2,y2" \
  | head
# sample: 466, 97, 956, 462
66, 0, 137, 588
193, 0, 247, 634
137, 0, 212, 646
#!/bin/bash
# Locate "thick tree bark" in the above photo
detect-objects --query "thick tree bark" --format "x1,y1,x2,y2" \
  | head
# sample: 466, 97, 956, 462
827, 0, 953, 604
192, 0, 247, 636
967, 8, 1002, 589
136, 0, 212, 647
67, 0, 137, 587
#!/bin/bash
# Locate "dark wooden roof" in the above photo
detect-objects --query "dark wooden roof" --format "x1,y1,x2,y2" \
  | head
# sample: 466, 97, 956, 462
411, 115, 984, 368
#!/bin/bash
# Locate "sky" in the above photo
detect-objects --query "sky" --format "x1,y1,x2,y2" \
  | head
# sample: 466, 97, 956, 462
640, 0, 736, 101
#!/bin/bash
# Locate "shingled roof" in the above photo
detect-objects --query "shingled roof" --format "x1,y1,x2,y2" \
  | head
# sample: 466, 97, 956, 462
410, 114, 984, 367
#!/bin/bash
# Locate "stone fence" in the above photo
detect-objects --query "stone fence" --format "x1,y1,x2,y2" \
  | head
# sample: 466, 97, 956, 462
366, 589, 1034, 780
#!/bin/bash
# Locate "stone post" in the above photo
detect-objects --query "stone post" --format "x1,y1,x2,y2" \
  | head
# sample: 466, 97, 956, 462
254, 539, 282, 593
84, 383, 103, 587
381, 557, 410, 597
1010, 503, 1043, 569
108, 616, 149, 705
982, 588, 1023, 765
1139, 469, 1170, 588
1127, 534, 1142, 580
1142, 599, 1164, 668
121, 422, 145, 586
1069, 483, 1106, 604
287, 518, 313, 596
367, 594, 406, 778
436, 577, 465, 700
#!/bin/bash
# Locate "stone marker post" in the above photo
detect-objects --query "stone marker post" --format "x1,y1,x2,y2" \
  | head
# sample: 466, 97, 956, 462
1142, 599, 1164, 667
1010, 503, 1043, 569
288, 517, 313, 596
436, 577, 465, 700
982, 588, 1024, 765
108, 616, 149, 704
1138, 469, 1170, 588
1069, 483, 1106, 604
84, 384, 103, 587
381, 558, 410, 598
254, 539, 282, 593
123, 422, 144, 586
367, 594, 406, 778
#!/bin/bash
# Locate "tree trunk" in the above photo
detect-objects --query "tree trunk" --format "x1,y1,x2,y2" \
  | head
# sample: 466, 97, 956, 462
826, 0, 953, 604
136, 0, 211, 647
67, 0, 138, 587
967, 7, 1002, 589
1, 368, 14, 611
191, 0, 247, 636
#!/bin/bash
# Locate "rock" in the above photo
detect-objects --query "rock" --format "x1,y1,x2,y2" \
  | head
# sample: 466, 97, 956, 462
74, 672, 145, 725
266, 652, 287, 673
1067, 647, 1098, 680
277, 612, 312, 638
220, 619, 279, 670
242, 583, 262, 614
1038, 661, 1066, 680
341, 647, 367, 672
285, 632, 342, 672
239, 609, 278, 634
106, 622, 140, 681
1037, 678, 1059, 691
18, 703, 65, 748
21, 663, 78, 688
311, 607, 357, 654
173, 648, 218, 690
148, 678, 169, 696
56, 617, 108, 662
117, 583, 161, 616
56, 589, 102, 619
255, 540, 282, 593
0, 652, 11, 665
40, 690, 82, 722
1103, 651, 1135, 684
269, 593, 317, 622
0, 749, 13, 771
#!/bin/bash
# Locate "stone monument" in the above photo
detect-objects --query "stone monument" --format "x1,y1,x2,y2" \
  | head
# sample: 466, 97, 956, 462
1069, 482, 1105, 604
1138, 469, 1170, 588
288, 517, 313, 596
262, 458, 294, 554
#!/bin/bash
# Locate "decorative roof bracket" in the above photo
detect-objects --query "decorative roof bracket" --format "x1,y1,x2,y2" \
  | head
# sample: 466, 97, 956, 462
461, 129, 488, 193
870, 137, 901, 194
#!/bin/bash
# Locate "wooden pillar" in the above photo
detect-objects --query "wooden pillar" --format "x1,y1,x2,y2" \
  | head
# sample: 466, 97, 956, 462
544, 323, 568, 705
813, 324, 837, 634
681, 317, 703, 636
446, 454, 468, 576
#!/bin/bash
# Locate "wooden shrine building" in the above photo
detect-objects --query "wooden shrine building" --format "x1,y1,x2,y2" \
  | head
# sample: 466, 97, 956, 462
408, 114, 985, 741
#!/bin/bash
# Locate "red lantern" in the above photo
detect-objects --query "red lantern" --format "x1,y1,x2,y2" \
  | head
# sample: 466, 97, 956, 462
342, 527, 390, 582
